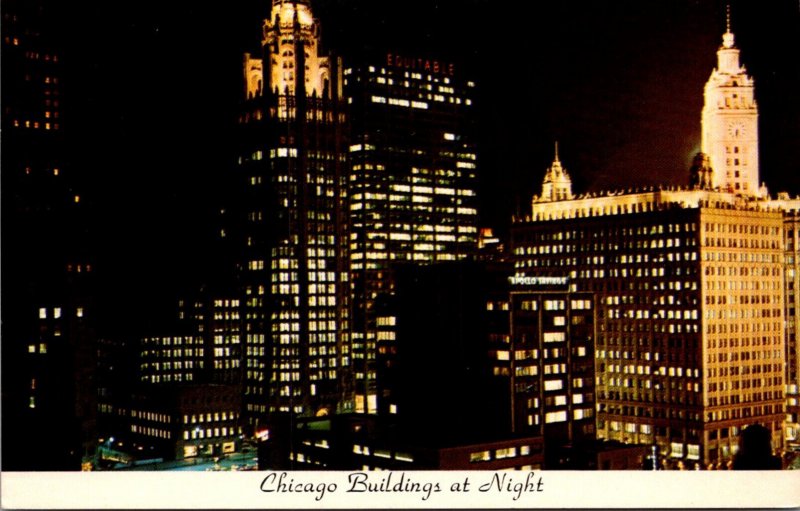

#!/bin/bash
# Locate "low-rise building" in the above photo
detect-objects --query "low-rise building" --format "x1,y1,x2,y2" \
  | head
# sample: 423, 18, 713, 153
98, 383, 243, 463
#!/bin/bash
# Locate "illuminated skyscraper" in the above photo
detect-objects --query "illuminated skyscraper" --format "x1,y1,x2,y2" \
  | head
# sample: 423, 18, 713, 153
509, 16, 787, 466
234, 0, 351, 427
343, 52, 480, 413
768, 197, 800, 448
700, 8, 761, 196
781, 209, 800, 447
515, 187, 786, 467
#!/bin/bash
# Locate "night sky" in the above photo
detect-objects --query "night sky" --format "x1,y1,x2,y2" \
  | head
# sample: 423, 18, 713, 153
46, 0, 799, 331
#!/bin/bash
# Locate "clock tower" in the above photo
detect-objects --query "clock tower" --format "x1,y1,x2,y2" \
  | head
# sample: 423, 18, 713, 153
701, 8, 760, 196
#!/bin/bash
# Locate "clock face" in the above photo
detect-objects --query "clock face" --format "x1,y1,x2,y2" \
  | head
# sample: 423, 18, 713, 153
728, 121, 746, 138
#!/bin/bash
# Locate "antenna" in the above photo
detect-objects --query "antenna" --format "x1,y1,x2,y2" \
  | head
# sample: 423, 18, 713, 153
554, 141, 560, 162
726, 3, 731, 33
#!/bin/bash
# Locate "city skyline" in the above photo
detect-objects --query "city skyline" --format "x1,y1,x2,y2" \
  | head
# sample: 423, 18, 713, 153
37, 0, 799, 328
4, 0, 800, 476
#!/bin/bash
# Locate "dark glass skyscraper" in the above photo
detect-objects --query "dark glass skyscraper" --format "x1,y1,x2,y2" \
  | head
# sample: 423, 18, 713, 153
343, 53, 480, 413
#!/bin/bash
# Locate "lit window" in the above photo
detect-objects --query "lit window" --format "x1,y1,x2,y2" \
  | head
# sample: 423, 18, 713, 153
495, 447, 517, 459
388, 97, 410, 107
469, 450, 491, 463
545, 411, 567, 423
395, 452, 414, 462
543, 332, 565, 343
544, 380, 563, 391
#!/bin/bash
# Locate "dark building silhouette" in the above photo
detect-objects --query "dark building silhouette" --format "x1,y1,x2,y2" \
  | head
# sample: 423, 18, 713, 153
1, 0, 97, 470
732, 424, 782, 470
388, 263, 511, 443
259, 413, 544, 470
378, 262, 598, 468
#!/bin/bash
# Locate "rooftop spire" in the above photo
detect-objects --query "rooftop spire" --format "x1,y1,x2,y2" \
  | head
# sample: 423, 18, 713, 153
537, 141, 573, 203
722, 4, 735, 48
726, 3, 731, 33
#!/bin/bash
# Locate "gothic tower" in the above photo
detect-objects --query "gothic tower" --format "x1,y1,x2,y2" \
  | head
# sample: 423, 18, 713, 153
244, 0, 334, 99
235, 0, 351, 428
701, 7, 760, 196
536, 142, 573, 203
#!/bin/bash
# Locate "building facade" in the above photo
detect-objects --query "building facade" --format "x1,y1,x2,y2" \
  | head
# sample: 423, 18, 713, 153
513, 182, 785, 468
177, 294, 244, 385
493, 284, 597, 464
770, 199, 800, 448
138, 334, 206, 385
98, 384, 243, 464
700, 13, 761, 196
234, 0, 351, 427
343, 52, 480, 413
